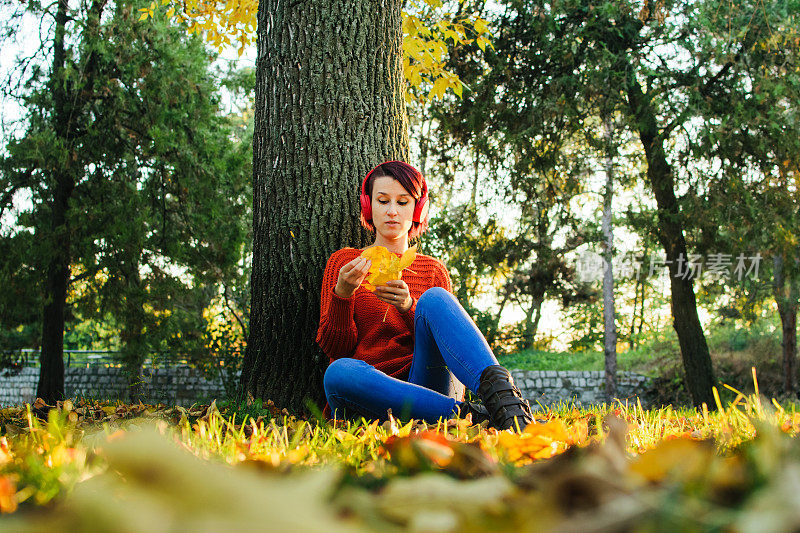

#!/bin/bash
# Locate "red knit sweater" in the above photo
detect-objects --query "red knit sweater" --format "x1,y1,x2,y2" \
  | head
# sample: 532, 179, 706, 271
315, 247, 453, 381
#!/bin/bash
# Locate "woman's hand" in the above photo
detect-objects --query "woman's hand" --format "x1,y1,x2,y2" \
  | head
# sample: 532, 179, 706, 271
334, 257, 372, 298
375, 280, 413, 313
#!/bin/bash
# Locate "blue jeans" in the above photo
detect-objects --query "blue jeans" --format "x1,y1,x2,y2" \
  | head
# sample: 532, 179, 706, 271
323, 287, 499, 422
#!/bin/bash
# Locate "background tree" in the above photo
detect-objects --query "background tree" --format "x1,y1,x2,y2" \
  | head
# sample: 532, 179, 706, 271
0, 0, 251, 402
682, 0, 800, 396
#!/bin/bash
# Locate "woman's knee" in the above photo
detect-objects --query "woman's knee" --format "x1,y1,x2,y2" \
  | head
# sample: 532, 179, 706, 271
324, 358, 368, 398
417, 286, 454, 311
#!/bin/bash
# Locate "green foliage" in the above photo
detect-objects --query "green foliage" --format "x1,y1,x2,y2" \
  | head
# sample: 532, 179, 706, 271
0, 0, 252, 372
502, 316, 788, 399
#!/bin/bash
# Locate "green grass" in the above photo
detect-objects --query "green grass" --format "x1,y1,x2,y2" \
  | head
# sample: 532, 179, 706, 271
499, 319, 791, 405
497, 339, 680, 375
0, 383, 798, 532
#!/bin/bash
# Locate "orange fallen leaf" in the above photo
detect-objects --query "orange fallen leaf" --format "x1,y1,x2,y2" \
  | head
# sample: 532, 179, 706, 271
381, 431, 497, 478
496, 420, 575, 464
0, 437, 11, 466
0, 475, 17, 514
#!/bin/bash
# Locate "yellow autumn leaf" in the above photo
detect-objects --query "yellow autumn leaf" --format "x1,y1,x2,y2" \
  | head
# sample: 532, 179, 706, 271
444, 28, 461, 44
359, 245, 417, 291
630, 437, 714, 483
496, 420, 573, 464
452, 79, 463, 99
473, 17, 489, 35
429, 77, 449, 99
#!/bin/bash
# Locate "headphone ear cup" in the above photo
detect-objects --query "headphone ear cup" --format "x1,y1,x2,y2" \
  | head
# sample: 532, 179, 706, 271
360, 193, 372, 222
413, 194, 429, 223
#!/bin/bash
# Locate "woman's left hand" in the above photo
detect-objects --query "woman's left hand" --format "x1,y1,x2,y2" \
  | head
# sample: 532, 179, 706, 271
375, 280, 413, 313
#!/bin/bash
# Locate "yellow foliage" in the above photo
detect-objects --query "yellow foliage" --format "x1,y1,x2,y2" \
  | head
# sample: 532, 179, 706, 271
143, 0, 491, 102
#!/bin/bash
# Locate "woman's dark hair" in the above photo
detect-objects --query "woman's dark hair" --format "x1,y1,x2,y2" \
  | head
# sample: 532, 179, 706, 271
359, 161, 429, 239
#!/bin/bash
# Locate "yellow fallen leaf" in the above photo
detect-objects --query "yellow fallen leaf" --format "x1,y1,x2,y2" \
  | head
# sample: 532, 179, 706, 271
0, 437, 12, 466
360, 245, 417, 291
496, 420, 573, 464
629, 438, 714, 483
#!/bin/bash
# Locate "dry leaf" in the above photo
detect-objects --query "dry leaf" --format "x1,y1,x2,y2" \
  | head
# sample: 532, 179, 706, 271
629, 438, 714, 484
359, 245, 417, 291
0, 475, 17, 514
496, 420, 576, 464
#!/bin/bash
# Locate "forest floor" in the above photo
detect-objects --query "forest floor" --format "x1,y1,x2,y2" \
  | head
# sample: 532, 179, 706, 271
1, 384, 799, 531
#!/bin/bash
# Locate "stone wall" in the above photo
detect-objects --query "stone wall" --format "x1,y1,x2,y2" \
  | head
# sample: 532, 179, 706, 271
1, 365, 653, 409
0, 365, 230, 407
510, 370, 653, 410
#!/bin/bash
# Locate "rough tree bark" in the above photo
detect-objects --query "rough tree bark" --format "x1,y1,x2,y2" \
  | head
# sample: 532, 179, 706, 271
242, 0, 408, 412
629, 275, 640, 350
626, 76, 716, 408
120, 255, 146, 403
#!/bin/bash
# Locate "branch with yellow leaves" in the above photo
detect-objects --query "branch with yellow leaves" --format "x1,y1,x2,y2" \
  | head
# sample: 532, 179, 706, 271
138, 0, 493, 101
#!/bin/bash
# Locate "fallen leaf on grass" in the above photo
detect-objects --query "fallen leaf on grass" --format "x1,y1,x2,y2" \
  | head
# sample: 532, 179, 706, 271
0, 474, 18, 513
496, 420, 583, 464
0, 437, 12, 466
336, 473, 515, 533
781, 412, 800, 434
381, 431, 497, 479
630, 437, 715, 483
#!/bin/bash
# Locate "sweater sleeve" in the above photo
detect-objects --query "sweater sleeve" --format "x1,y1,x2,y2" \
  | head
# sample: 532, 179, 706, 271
315, 251, 359, 359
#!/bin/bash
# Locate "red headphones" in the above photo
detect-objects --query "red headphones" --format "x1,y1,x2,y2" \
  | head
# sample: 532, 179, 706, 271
359, 161, 429, 224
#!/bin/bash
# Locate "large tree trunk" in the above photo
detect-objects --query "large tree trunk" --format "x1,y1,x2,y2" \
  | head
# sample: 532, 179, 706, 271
601, 116, 617, 401
37, 0, 107, 404
242, 0, 408, 412
626, 77, 716, 408
773, 254, 798, 396
37, 0, 73, 404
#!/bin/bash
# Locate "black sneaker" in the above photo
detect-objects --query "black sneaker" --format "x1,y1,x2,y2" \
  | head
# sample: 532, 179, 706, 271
477, 365, 534, 431
455, 399, 492, 425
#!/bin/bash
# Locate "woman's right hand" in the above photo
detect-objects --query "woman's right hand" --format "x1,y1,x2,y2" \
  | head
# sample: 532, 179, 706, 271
334, 256, 372, 298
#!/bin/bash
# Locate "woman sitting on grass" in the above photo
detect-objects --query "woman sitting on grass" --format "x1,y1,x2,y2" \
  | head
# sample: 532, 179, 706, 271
316, 161, 533, 431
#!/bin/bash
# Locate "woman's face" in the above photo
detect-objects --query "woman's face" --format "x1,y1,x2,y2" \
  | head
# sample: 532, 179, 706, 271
371, 176, 415, 241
